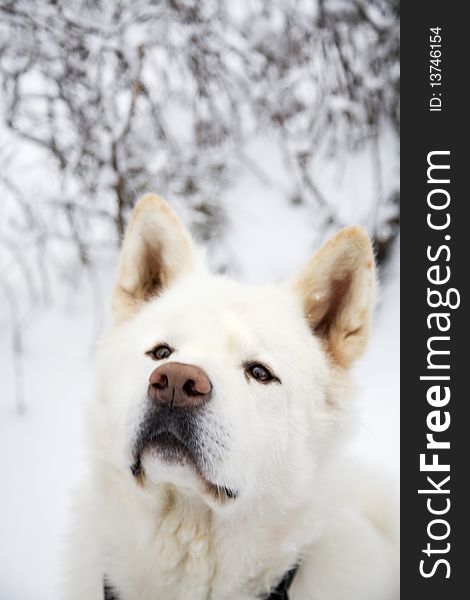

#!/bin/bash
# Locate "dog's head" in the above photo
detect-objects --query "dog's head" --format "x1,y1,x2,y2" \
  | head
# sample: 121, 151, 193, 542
93, 195, 375, 510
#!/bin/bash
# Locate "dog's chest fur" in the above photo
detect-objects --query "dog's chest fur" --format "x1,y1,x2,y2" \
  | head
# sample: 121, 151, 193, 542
101, 484, 214, 600
98, 478, 306, 600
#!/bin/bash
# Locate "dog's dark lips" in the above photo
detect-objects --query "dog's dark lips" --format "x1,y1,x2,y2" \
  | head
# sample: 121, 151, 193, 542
130, 431, 238, 501
149, 431, 193, 461
204, 480, 238, 501
131, 431, 192, 475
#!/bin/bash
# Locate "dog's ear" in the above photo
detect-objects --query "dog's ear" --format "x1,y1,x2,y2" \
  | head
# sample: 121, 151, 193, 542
293, 227, 375, 368
111, 194, 200, 322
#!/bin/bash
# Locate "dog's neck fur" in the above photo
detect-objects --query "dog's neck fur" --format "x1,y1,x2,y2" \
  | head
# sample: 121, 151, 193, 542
95, 465, 320, 600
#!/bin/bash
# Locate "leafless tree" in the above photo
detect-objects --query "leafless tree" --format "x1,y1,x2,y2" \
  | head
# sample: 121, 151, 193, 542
0, 0, 398, 253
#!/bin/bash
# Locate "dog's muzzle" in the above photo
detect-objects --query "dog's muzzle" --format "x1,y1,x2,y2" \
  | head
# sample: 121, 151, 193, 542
130, 362, 237, 501
130, 362, 213, 479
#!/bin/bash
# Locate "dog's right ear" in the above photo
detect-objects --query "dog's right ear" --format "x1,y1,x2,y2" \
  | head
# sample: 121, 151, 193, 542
111, 194, 200, 323
292, 227, 375, 369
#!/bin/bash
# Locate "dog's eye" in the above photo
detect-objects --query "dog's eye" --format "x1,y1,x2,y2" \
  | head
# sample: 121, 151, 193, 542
148, 344, 173, 360
245, 363, 280, 384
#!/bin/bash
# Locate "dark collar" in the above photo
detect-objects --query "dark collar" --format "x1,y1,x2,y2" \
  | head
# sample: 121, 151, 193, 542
103, 582, 119, 600
264, 565, 299, 599
104, 564, 299, 600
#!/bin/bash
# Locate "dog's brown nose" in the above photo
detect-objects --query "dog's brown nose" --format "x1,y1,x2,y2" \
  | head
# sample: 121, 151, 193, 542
148, 362, 212, 409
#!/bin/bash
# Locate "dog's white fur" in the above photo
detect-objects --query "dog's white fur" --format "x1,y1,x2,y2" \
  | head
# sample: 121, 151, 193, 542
65, 195, 398, 600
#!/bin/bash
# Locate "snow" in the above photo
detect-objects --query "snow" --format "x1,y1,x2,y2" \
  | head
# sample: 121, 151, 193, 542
351, 239, 400, 478
0, 194, 399, 600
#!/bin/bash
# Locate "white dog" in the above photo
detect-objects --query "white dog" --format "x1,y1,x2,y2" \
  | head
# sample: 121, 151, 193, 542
65, 195, 399, 600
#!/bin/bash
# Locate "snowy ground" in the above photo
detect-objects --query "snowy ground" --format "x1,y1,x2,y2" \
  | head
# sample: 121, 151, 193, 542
0, 191, 399, 600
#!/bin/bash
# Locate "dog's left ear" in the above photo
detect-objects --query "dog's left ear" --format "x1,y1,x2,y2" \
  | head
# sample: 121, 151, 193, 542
293, 227, 375, 369
111, 194, 201, 322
